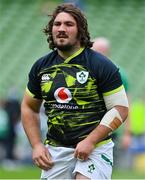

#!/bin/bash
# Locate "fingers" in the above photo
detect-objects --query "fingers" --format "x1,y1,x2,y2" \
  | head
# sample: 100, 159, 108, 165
77, 154, 88, 161
34, 156, 53, 170
77, 156, 85, 161
74, 150, 87, 161
45, 148, 53, 162
33, 146, 54, 170
74, 139, 95, 161
74, 144, 91, 161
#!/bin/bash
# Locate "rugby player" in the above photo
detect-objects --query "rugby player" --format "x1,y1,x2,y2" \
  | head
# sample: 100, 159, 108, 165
21, 3, 129, 179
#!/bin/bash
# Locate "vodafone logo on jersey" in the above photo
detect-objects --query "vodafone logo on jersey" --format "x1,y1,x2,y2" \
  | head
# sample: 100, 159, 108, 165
54, 87, 72, 103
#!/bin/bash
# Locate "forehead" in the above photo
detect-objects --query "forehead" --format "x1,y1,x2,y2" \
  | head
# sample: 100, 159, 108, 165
54, 12, 76, 23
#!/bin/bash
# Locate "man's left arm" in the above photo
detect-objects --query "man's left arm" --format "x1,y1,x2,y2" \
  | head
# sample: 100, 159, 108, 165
74, 86, 129, 160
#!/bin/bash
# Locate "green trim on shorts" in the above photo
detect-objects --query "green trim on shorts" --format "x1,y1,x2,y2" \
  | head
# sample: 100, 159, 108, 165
101, 154, 113, 166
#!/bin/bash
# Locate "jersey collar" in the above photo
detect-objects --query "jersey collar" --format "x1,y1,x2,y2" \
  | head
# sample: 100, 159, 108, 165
64, 47, 85, 63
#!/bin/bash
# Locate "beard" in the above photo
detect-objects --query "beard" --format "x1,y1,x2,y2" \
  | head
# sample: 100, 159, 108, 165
53, 34, 78, 51
52, 31, 79, 51
54, 42, 74, 51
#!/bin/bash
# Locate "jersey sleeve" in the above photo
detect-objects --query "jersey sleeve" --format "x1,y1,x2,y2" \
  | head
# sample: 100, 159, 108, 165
94, 54, 123, 94
27, 61, 42, 99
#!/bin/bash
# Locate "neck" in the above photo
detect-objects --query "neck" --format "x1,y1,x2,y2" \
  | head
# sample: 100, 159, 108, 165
57, 44, 81, 59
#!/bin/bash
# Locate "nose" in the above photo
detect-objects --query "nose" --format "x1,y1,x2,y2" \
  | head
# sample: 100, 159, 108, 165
58, 24, 66, 32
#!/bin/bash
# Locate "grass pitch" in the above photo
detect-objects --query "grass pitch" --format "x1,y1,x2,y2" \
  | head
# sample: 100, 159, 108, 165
0, 166, 145, 179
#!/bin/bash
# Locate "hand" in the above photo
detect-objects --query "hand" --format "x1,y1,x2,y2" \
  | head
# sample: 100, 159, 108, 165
32, 143, 54, 170
74, 139, 95, 161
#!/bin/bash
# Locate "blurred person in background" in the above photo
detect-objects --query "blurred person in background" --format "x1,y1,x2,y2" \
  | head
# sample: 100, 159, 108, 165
0, 99, 9, 160
129, 98, 145, 151
128, 98, 145, 170
4, 87, 21, 160
0, 91, 20, 163
92, 37, 131, 168
21, 3, 128, 179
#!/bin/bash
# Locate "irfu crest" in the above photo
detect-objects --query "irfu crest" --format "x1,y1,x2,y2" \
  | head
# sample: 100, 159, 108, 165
76, 71, 89, 84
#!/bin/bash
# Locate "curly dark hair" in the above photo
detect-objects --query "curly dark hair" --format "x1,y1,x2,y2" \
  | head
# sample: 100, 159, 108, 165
43, 3, 93, 50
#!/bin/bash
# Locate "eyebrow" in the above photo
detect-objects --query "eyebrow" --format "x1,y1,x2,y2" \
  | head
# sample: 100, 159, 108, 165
53, 20, 76, 26
54, 20, 76, 23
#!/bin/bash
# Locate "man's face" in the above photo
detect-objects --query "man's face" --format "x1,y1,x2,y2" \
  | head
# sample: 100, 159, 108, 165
52, 12, 80, 51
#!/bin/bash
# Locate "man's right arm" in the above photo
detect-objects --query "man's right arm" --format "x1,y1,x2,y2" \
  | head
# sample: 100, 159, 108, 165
21, 91, 42, 148
21, 91, 53, 170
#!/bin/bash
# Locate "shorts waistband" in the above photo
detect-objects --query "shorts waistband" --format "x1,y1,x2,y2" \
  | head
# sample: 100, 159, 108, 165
45, 137, 112, 148
95, 138, 112, 147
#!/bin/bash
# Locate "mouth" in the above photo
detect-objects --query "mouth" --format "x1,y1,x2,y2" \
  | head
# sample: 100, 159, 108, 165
56, 33, 68, 39
57, 36, 68, 39
58, 37, 67, 39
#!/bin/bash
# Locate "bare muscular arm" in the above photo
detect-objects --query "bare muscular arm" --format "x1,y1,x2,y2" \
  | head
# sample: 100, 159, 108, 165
74, 105, 128, 160
21, 91, 53, 170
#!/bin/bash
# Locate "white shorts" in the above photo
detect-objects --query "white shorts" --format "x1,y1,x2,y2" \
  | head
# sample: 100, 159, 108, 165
41, 140, 114, 179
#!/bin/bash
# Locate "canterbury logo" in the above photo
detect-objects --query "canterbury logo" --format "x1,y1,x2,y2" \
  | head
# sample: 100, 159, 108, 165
41, 74, 50, 81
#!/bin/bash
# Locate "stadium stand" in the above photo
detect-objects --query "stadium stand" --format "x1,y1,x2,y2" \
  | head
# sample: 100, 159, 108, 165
0, 0, 145, 100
